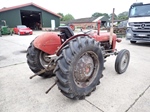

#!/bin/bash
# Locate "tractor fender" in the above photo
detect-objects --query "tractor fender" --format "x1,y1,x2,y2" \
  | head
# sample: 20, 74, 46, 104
56, 34, 90, 55
33, 32, 61, 55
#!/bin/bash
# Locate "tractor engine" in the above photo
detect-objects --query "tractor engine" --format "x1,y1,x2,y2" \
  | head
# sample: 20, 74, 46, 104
101, 41, 111, 51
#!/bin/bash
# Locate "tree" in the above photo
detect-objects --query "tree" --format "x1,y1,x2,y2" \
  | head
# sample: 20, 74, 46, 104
102, 13, 110, 19
57, 13, 64, 21
92, 12, 109, 18
63, 14, 74, 21
92, 12, 103, 17
117, 11, 128, 20
109, 13, 117, 20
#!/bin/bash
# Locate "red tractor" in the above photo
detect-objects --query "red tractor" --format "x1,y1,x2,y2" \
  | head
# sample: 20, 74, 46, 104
27, 16, 130, 100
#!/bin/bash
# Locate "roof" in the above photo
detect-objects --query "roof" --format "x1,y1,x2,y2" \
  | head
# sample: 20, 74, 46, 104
62, 17, 98, 24
0, 2, 61, 18
60, 17, 97, 25
69, 17, 98, 23
113, 19, 128, 22
61, 16, 110, 25
93, 16, 104, 22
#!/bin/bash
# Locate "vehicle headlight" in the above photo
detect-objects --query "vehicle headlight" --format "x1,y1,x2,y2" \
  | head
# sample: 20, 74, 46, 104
29, 30, 32, 31
127, 22, 134, 27
126, 33, 132, 37
127, 23, 130, 27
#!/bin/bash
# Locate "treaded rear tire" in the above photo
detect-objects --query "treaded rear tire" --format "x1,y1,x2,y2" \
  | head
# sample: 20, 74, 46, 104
26, 41, 54, 78
54, 36, 104, 100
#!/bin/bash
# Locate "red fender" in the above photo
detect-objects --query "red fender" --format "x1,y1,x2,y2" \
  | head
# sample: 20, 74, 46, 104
33, 32, 61, 55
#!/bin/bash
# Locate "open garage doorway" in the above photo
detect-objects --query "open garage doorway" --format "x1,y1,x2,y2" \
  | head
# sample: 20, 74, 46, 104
20, 10, 42, 30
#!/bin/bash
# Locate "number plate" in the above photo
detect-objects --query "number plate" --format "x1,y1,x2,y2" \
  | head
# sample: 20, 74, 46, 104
137, 34, 147, 37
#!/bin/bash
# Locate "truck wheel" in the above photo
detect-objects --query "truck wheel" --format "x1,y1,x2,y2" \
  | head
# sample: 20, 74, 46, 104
54, 36, 104, 99
130, 41, 136, 44
26, 42, 55, 78
115, 49, 130, 74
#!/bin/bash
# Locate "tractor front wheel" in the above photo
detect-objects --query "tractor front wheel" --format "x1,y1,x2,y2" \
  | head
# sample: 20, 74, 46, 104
26, 42, 55, 78
54, 36, 104, 99
115, 49, 130, 74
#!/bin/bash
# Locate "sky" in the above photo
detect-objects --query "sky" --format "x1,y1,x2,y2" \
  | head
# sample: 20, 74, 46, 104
0, 0, 149, 19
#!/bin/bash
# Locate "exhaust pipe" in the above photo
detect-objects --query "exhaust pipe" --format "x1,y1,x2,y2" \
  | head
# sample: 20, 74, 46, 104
97, 20, 101, 35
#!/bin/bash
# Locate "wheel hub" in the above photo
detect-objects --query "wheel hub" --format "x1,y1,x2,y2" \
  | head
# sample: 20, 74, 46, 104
74, 54, 94, 82
121, 54, 128, 70
39, 52, 54, 69
42, 53, 51, 62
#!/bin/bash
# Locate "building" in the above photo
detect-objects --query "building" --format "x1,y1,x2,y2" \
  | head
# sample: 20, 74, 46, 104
0, 3, 61, 30
61, 16, 110, 29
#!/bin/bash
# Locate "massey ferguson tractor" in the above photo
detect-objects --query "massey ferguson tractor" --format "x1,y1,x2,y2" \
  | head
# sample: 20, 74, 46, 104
26, 9, 130, 100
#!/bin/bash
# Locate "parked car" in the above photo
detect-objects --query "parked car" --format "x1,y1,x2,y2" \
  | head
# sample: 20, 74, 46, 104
13, 25, 33, 35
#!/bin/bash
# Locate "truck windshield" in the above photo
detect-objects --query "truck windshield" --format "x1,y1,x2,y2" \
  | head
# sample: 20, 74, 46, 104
129, 4, 150, 17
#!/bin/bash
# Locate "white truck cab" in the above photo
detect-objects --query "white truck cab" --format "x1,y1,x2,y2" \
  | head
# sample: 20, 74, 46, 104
126, 2, 150, 43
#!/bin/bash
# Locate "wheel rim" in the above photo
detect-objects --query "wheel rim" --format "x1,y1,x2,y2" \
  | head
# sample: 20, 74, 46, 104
39, 51, 52, 68
73, 51, 99, 88
120, 53, 129, 71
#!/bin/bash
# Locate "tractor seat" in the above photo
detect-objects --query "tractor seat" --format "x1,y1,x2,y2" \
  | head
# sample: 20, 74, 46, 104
58, 26, 74, 39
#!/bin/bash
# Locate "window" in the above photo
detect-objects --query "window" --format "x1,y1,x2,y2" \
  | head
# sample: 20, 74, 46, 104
129, 4, 150, 17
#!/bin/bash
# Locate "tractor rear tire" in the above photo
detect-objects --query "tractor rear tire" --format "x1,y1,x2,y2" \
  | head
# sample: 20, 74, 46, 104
26, 41, 54, 78
54, 36, 104, 100
115, 49, 130, 74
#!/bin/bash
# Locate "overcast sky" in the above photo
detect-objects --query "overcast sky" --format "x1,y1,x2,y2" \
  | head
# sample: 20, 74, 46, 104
0, 0, 149, 19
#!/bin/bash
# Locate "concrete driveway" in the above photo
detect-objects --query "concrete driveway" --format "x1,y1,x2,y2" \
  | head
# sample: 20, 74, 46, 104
0, 31, 150, 112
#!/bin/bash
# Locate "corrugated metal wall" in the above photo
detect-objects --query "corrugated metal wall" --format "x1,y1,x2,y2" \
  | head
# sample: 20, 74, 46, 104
0, 5, 60, 28
0, 9, 21, 27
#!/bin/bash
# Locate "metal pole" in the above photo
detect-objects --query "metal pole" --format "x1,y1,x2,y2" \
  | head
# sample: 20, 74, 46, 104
109, 8, 115, 45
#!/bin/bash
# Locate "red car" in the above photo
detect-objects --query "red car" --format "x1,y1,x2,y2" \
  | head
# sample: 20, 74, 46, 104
13, 25, 33, 35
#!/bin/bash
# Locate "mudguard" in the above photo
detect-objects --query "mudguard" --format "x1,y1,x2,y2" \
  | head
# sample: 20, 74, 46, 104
33, 32, 61, 55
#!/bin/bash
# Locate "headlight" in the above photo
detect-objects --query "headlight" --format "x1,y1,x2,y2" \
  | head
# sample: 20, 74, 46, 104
29, 30, 32, 31
127, 23, 130, 27
126, 33, 132, 37
127, 22, 134, 27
